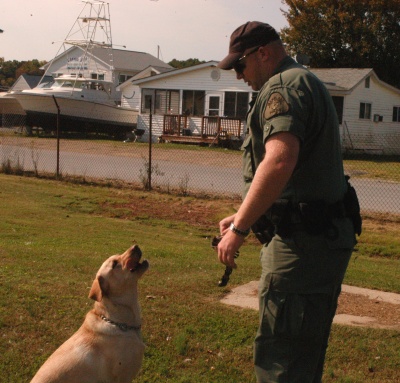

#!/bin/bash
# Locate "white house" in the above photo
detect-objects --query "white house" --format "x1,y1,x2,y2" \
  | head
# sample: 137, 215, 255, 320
119, 62, 400, 153
310, 68, 400, 154
118, 61, 255, 145
40, 46, 173, 103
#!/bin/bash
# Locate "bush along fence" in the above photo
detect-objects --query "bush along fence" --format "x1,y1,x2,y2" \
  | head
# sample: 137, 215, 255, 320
1, 107, 400, 216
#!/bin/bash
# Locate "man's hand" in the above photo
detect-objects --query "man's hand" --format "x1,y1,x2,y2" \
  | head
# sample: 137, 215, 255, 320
219, 214, 236, 236
217, 228, 244, 269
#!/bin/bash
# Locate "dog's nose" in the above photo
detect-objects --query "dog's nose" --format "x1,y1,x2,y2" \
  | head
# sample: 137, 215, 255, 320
131, 245, 142, 258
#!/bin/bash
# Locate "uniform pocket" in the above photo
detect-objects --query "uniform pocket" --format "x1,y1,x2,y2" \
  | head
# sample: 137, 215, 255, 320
260, 288, 333, 340
261, 289, 305, 338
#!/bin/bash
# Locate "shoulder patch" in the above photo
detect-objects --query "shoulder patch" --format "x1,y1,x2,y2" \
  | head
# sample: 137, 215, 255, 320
264, 92, 289, 119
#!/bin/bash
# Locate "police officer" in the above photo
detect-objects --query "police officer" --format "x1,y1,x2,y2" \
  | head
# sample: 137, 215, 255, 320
216, 21, 358, 382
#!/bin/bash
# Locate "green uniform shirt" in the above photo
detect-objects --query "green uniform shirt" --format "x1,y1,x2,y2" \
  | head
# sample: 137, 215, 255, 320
242, 56, 347, 204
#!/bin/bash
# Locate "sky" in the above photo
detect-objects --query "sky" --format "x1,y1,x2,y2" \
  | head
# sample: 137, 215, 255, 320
0, 0, 289, 63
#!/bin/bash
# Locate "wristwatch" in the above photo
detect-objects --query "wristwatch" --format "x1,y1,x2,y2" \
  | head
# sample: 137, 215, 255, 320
229, 223, 250, 237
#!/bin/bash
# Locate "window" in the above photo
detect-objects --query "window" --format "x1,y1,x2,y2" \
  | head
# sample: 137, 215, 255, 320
365, 76, 370, 88
208, 96, 220, 116
91, 73, 105, 80
144, 95, 152, 110
359, 102, 371, 119
141, 89, 180, 114
119, 74, 133, 85
393, 106, 400, 122
182, 90, 205, 116
224, 92, 249, 119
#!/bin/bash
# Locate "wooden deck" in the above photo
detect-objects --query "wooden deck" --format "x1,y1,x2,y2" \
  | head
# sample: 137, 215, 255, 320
160, 115, 243, 148
160, 134, 217, 145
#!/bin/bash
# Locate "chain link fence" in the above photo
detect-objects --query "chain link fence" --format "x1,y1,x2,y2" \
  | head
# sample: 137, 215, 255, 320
1, 105, 400, 216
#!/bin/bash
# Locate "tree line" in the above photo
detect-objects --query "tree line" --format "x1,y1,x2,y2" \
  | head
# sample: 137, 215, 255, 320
0, 58, 203, 90
0, 59, 46, 89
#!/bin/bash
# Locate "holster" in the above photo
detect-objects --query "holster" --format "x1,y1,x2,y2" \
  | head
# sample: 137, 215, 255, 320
343, 176, 362, 235
251, 175, 362, 243
251, 214, 275, 245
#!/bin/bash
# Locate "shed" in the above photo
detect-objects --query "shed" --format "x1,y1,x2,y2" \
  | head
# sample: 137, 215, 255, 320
10, 74, 54, 92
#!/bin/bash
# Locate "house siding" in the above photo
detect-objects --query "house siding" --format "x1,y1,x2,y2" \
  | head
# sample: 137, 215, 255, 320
131, 67, 250, 92
45, 48, 112, 81
341, 75, 400, 153
120, 84, 141, 110
123, 66, 252, 117
10, 78, 29, 92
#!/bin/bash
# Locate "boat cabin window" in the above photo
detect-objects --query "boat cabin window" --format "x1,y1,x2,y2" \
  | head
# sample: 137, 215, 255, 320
38, 81, 54, 88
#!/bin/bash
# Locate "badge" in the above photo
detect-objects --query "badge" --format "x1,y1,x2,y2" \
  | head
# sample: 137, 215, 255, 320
264, 92, 289, 119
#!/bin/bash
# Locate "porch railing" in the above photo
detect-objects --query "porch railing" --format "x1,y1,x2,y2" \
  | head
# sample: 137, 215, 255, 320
163, 114, 188, 136
201, 116, 242, 138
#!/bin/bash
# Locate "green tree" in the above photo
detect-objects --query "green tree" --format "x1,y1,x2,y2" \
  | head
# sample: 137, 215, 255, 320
280, 0, 400, 88
0, 60, 20, 87
15, 59, 46, 79
168, 58, 206, 69
0, 59, 46, 88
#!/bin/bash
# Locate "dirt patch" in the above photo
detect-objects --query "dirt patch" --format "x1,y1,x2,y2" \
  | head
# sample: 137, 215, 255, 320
220, 281, 400, 330
336, 290, 400, 329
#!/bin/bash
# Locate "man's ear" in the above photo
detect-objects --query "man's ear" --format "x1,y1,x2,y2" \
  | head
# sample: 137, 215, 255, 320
88, 275, 109, 301
258, 45, 268, 61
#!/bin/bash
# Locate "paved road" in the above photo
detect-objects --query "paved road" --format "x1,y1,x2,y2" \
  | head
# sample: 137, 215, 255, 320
2, 144, 400, 214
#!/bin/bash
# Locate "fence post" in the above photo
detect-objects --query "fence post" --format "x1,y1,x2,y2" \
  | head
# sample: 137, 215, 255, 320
148, 105, 153, 190
52, 96, 61, 179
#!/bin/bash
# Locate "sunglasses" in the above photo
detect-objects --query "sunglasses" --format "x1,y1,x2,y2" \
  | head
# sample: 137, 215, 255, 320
232, 45, 261, 74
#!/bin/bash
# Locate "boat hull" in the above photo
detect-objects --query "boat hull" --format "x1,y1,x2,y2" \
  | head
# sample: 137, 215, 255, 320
11, 93, 139, 138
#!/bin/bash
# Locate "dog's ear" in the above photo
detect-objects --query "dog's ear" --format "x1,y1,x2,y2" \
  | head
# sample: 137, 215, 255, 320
88, 275, 109, 301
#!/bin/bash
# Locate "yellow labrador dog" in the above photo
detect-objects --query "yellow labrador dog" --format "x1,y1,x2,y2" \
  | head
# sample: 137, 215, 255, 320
31, 245, 149, 383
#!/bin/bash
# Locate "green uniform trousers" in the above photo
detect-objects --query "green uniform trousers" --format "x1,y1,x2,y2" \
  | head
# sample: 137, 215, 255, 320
254, 218, 355, 383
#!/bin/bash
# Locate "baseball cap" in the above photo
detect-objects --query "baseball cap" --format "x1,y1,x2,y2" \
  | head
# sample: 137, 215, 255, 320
217, 21, 280, 70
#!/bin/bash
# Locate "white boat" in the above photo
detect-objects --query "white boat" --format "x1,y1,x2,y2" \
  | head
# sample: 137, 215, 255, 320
11, 1, 138, 139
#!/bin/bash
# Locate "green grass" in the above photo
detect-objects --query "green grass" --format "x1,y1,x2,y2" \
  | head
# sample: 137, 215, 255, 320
344, 154, 400, 182
0, 174, 399, 382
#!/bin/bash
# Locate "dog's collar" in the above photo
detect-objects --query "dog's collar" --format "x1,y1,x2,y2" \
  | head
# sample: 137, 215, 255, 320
100, 314, 141, 332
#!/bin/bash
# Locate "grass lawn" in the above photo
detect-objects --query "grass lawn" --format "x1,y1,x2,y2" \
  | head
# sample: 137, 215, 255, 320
0, 174, 399, 382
